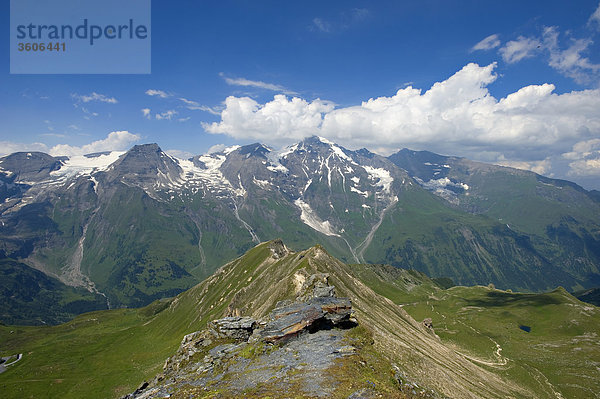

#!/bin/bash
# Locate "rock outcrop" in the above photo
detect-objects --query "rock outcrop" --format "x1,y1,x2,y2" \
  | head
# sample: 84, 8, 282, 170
123, 273, 359, 399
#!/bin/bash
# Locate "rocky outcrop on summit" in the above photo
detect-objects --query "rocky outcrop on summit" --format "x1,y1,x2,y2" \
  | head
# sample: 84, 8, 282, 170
123, 274, 361, 399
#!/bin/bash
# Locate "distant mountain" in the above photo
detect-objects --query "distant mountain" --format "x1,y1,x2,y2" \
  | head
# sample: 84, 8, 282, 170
0, 138, 599, 322
574, 287, 600, 306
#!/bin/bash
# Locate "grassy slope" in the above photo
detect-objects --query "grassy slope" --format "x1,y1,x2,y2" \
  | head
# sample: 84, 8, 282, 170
357, 268, 600, 399
364, 185, 580, 291
0, 259, 107, 326
2, 242, 599, 398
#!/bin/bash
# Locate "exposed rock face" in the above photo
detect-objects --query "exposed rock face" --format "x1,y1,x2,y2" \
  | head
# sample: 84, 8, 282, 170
258, 298, 348, 343
208, 316, 258, 340
268, 239, 288, 259
123, 274, 359, 399
422, 318, 433, 330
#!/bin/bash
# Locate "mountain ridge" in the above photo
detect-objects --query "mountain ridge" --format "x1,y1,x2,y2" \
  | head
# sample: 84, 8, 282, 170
1, 137, 599, 321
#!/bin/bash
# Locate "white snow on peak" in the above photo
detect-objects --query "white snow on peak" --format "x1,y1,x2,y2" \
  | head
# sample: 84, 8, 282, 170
277, 143, 298, 159
265, 146, 290, 174
350, 176, 360, 184
223, 145, 241, 155
363, 166, 393, 193
294, 198, 339, 237
51, 151, 125, 179
175, 154, 239, 198
317, 136, 333, 145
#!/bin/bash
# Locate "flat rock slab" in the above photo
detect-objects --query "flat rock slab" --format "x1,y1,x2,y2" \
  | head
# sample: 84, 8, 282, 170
260, 297, 352, 342
209, 316, 257, 340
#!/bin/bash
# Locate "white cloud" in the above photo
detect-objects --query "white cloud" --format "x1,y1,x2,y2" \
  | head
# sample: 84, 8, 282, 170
472, 34, 501, 51
0, 141, 49, 156
72, 92, 118, 104
141, 108, 151, 119
203, 95, 335, 143
178, 117, 191, 122
206, 144, 226, 154
495, 157, 552, 175
499, 36, 541, 63
310, 8, 369, 33
220, 73, 296, 95
312, 18, 331, 33
543, 26, 600, 85
568, 159, 600, 176
204, 63, 600, 180
155, 110, 178, 120
589, 2, 600, 29
145, 89, 171, 98
562, 138, 600, 176
48, 131, 141, 157
165, 149, 195, 159
178, 97, 221, 115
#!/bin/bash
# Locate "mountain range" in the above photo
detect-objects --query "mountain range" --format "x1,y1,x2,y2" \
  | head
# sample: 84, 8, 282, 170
1, 136, 599, 324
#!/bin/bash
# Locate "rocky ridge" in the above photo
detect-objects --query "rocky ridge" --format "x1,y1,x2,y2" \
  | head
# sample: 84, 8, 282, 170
123, 274, 386, 398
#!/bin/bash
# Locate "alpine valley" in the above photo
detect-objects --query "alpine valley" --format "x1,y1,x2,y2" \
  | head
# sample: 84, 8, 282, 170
1, 136, 599, 323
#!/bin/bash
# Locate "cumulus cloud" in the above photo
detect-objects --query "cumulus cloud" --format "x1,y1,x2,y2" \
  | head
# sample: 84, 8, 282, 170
472, 34, 501, 51
563, 138, 600, 176
206, 144, 227, 154
495, 157, 552, 175
204, 63, 600, 181
203, 95, 335, 142
141, 108, 151, 119
145, 89, 171, 98
166, 149, 195, 159
1, 132, 141, 157
48, 131, 141, 157
72, 92, 118, 104
0, 141, 49, 156
499, 36, 541, 63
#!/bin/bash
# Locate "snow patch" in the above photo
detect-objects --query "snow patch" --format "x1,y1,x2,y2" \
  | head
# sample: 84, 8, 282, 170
51, 151, 124, 179
350, 176, 360, 184
223, 145, 241, 155
350, 186, 369, 198
253, 177, 271, 189
363, 166, 394, 193
294, 198, 339, 236
422, 177, 469, 191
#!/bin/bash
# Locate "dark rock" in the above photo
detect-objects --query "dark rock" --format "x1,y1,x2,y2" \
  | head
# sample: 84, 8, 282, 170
347, 388, 379, 398
269, 239, 288, 259
209, 316, 258, 340
422, 318, 433, 330
259, 297, 352, 342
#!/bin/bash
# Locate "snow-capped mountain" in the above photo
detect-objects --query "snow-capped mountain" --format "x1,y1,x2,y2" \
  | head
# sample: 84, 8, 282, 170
1, 137, 599, 314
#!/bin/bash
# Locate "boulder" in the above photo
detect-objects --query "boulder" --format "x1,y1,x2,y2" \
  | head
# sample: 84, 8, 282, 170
209, 316, 258, 340
259, 297, 353, 342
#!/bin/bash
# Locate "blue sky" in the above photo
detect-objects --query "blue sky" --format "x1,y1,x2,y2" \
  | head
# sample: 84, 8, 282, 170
2, 0, 600, 189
